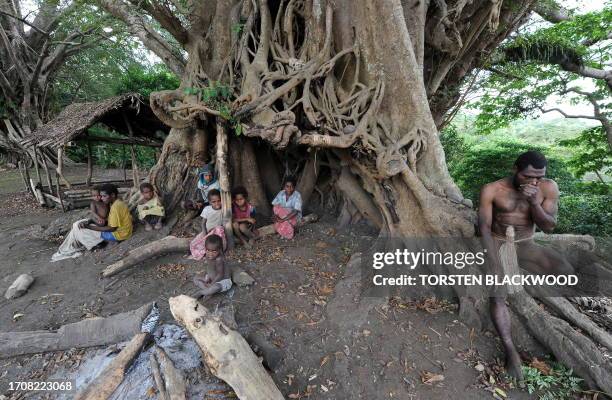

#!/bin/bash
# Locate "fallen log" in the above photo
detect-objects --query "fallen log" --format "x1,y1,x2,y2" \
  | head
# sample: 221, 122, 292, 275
102, 215, 319, 278
150, 351, 169, 400
155, 345, 187, 400
74, 332, 150, 400
169, 295, 284, 400
102, 236, 192, 278
0, 303, 153, 359
4, 273, 34, 299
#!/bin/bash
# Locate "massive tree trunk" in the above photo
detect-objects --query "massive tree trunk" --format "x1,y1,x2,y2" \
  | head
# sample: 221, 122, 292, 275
101, 0, 612, 392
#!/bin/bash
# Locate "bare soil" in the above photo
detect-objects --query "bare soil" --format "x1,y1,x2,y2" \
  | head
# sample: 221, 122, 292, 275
0, 169, 534, 399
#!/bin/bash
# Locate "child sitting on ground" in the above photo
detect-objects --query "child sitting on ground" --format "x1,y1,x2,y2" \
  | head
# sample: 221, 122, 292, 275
136, 183, 165, 231
189, 189, 227, 260
231, 186, 257, 246
193, 234, 232, 300
89, 186, 109, 227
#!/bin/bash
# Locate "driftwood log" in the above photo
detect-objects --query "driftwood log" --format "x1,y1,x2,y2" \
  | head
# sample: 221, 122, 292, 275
169, 295, 284, 400
155, 345, 187, 400
0, 303, 153, 359
102, 236, 192, 278
4, 273, 34, 299
74, 332, 150, 400
150, 352, 168, 400
102, 214, 319, 278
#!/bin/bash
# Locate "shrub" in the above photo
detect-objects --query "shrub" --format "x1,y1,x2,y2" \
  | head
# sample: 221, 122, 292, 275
444, 138, 577, 206
557, 194, 611, 236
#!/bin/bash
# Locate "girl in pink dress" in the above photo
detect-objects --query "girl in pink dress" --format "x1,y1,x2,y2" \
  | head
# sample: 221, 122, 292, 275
271, 177, 302, 240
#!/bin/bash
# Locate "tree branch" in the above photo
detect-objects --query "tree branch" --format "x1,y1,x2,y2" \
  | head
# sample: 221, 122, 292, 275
99, 0, 186, 76
533, 1, 571, 23
0, 9, 48, 35
539, 107, 600, 121
0, 68, 15, 98
0, 23, 28, 83
126, 0, 190, 45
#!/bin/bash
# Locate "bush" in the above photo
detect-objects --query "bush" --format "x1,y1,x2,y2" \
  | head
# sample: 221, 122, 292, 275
66, 126, 158, 169
557, 194, 612, 236
444, 138, 577, 206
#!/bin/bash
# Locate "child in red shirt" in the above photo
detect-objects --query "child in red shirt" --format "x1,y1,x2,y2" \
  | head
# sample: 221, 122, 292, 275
231, 186, 257, 246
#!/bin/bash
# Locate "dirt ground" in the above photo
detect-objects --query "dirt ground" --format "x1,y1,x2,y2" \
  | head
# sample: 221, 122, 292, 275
0, 168, 536, 400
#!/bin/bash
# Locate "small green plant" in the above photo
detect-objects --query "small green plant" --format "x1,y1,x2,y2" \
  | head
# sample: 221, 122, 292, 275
231, 23, 245, 35
521, 361, 584, 400
183, 82, 244, 136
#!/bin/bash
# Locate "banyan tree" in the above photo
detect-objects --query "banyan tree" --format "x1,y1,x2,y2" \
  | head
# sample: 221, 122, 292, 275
96, 0, 611, 392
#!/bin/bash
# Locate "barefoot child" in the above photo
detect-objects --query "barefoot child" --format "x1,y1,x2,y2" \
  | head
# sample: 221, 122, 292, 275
231, 186, 257, 246
89, 186, 109, 227
193, 234, 232, 300
136, 183, 165, 231
271, 177, 302, 239
189, 189, 227, 260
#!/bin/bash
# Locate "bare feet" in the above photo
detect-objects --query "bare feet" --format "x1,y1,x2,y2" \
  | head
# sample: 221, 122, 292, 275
154, 221, 162, 230
196, 292, 210, 303
505, 349, 524, 381
145, 222, 153, 231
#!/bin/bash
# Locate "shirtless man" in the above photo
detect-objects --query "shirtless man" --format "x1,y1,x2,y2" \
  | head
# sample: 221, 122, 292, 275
478, 151, 573, 380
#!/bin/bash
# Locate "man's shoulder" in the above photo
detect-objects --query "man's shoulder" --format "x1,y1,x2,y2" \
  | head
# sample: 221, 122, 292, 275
540, 178, 559, 194
482, 178, 508, 192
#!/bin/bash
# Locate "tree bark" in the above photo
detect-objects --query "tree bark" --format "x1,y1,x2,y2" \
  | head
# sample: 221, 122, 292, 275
169, 295, 284, 400
74, 332, 150, 400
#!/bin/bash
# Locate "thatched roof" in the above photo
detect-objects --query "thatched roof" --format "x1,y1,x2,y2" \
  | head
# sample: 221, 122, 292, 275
22, 93, 169, 149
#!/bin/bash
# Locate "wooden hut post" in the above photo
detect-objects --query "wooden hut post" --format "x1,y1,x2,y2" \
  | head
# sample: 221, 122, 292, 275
41, 153, 54, 194
56, 146, 72, 189
55, 171, 66, 212
22, 159, 34, 196
122, 111, 139, 188
32, 146, 42, 185
216, 122, 234, 249
86, 140, 93, 187
17, 161, 30, 193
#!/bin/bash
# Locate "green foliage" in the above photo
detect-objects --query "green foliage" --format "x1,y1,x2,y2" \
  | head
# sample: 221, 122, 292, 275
66, 126, 158, 170
559, 126, 612, 179
113, 64, 180, 98
557, 194, 612, 235
442, 136, 577, 206
183, 81, 244, 135
467, 5, 611, 180
231, 23, 245, 35
521, 362, 584, 400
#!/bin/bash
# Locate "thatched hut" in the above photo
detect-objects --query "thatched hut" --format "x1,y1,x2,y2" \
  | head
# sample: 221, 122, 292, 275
20, 93, 168, 210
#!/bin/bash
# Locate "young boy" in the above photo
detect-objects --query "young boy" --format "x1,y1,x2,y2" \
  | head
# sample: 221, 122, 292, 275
89, 186, 109, 227
231, 186, 257, 246
136, 182, 165, 231
193, 234, 232, 300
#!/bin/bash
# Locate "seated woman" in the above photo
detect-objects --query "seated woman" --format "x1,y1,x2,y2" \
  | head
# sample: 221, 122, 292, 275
183, 164, 220, 213
271, 177, 302, 239
137, 182, 165, 231
231, 186, 257, 246
189, 189, 228, 260
51, 184, 133, 262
